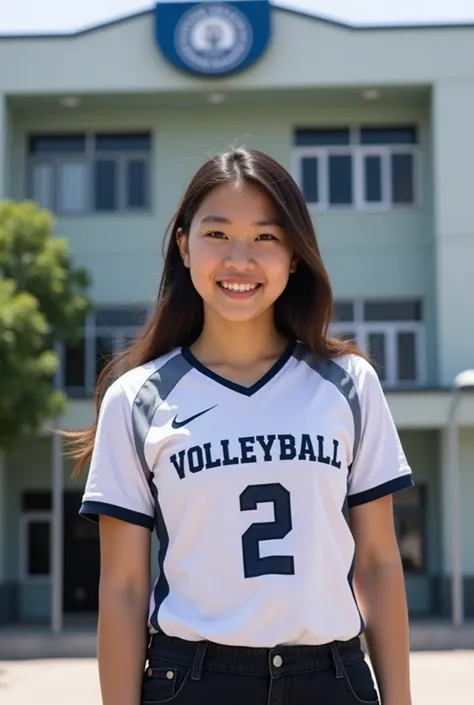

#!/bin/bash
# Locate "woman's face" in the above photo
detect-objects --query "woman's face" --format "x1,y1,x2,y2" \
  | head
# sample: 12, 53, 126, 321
178, 181, 294, 325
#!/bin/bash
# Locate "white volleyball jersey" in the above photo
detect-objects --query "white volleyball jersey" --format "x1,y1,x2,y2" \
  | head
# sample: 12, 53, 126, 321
80, 340, 413, 647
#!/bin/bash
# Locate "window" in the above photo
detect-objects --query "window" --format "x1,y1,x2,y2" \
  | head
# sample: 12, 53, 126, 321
57, 305, 149, 396
20, 511, 51, 581
394, 485, 427, 573
332, 299, 425, 387
28, 132, 152, 214
294, 126, 419, 210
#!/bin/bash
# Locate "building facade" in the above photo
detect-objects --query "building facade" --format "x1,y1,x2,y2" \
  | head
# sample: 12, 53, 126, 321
0, 2, 474, 627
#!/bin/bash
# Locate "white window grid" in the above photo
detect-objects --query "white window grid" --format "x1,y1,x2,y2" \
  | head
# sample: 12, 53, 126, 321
293, 141, 421, 212
27, 133, 152, 215
19, 512, 52, 584
56, 314, 141, 395
331, 320, 426, 388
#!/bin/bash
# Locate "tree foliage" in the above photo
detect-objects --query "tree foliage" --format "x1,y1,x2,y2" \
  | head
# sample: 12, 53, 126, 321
0, 200, 91, 451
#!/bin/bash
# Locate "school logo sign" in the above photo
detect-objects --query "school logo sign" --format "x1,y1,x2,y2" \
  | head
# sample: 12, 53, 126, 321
155, 1, 271, 77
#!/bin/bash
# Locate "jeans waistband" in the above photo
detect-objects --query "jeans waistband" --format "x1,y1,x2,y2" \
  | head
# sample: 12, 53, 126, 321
147, 632, 364, 679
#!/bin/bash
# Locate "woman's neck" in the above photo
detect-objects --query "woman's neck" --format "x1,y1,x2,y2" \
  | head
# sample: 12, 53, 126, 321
191, 312, 287, 369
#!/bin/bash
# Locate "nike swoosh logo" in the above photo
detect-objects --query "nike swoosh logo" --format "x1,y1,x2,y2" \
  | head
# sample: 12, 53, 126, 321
171, 405, 217, 429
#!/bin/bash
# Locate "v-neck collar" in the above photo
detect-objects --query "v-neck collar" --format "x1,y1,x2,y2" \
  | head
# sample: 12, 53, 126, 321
181, 339, 296, 397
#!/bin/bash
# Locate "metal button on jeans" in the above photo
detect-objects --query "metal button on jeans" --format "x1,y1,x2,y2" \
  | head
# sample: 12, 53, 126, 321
272, 654, 283, 667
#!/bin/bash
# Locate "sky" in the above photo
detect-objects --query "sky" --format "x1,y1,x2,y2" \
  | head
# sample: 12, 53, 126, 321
1, 0, 474, 34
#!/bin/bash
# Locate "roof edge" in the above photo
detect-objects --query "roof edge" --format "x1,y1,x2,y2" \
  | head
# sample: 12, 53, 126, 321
1, 3, 474, 40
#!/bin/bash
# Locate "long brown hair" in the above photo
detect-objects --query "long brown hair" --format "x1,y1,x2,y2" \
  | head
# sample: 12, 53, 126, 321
65, 147, 363, 472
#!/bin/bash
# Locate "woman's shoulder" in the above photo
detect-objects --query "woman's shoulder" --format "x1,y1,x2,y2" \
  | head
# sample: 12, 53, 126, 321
294, 342, 377, 385
105, 347, 183, 405
331, 351, 378, 383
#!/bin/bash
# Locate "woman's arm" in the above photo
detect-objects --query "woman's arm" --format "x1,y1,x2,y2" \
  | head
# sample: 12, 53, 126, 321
97, 515, 152, 705
349, 494, 412, 705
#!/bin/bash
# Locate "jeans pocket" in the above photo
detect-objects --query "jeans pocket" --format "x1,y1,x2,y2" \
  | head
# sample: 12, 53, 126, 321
341, 659, 379, 704
141, 663, 191, 704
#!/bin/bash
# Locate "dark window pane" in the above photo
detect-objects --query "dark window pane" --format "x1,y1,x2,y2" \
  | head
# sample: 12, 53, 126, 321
95, 307, 148, 328
123, 335, 137, 351
28, 521, 50, 575
94, 160, 117, 211
295, 128, 350, 146
95, 133, 151, 152
64, 339, 86, 388
333, 301, 354, 322
301, 157, 318, 202
126, 160, 148, 208
29, 134, 86, 154
368, 332, 386, 381
392, 153, 415, 204
364, 155, 382, 202
364, 300, 422, 322
394, 486, 426, 573
96, 336, 115, 383
328, 155, 352, 205
360, 127, 417, 145
338, 330, 356, 343
397, 331, 417, 381
22, 492, 52, 512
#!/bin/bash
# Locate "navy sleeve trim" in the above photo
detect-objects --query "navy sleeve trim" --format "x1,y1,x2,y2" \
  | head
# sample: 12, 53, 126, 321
348, 473, 414, 508
79, 501, 154, 531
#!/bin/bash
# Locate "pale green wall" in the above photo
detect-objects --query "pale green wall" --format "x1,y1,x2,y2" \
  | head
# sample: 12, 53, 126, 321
11, 100, 437, 386
432, 82, 474, 385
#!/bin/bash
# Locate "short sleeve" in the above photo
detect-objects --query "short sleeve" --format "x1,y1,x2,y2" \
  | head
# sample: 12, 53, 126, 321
347, 360, 414, 508
79, 380, 155, 530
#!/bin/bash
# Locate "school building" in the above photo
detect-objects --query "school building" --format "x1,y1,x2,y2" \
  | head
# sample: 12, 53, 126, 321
0, 2, 473, 631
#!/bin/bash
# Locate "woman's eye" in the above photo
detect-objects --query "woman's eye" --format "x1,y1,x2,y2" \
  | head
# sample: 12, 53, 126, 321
256, 233, 278, 241
206, 231, 227, 239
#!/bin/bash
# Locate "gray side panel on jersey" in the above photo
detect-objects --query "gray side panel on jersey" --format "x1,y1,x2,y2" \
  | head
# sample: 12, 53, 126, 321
292, 343, 361, 464
132, 353, 193, 478
131, 352, 193, 634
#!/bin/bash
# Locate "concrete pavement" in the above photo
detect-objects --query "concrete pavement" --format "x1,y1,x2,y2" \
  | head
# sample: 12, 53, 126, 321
1, 651, 473, 704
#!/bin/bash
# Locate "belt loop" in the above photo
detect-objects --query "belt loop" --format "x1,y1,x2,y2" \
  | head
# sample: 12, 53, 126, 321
191, 641, 208, 681
328, 642, 344, 679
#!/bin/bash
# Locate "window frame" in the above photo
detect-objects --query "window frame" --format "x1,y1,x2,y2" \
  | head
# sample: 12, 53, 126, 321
57, 305, 149, 396
292, 127, 421, 212
19, 511, 52, 584
331, 299, 426, 388
27, 132, 153, 216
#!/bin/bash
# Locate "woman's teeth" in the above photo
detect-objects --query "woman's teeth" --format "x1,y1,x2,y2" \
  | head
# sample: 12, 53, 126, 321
219, 282, 259, 292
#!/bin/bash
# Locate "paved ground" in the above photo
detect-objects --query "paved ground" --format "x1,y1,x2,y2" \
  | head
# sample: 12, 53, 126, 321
0, 651, 473, 704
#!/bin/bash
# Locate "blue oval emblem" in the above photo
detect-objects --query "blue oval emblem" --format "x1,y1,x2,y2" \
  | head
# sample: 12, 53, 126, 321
155, 1, 271, 77
176, 4, 252, 74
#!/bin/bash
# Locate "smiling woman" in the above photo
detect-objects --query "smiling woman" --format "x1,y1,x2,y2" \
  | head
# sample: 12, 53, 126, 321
63, 147, 413, 705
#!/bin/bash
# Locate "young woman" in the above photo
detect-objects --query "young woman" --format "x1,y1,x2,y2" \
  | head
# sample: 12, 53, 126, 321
69, 147, 413, 705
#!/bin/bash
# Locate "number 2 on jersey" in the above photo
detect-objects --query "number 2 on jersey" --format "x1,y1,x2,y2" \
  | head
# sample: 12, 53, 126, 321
239, 483, 295, 578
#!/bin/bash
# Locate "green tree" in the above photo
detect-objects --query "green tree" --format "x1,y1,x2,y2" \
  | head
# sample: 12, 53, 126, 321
0, 200, 91, 451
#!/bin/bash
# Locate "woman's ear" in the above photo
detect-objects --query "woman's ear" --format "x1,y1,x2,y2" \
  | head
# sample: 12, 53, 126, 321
290, 259, 298, 274
176, 228, 190, 268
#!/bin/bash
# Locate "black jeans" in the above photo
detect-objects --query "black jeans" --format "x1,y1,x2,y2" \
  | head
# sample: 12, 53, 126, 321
142, 632, 380, 705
